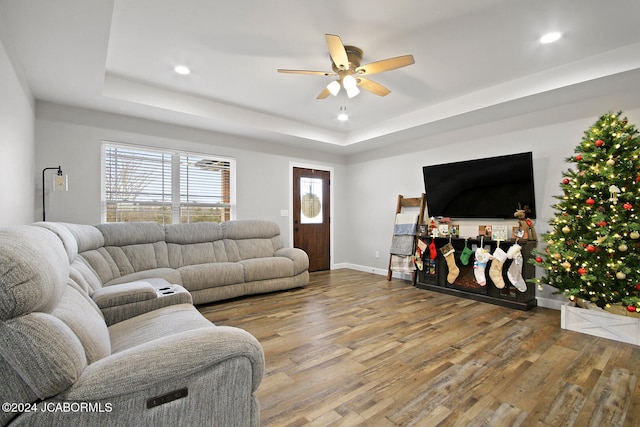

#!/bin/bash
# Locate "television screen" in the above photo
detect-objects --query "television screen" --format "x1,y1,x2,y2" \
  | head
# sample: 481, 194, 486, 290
422, 152, 536, 219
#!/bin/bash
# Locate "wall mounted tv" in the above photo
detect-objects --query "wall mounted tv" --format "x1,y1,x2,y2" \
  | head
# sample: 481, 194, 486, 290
422, 152, 536, 219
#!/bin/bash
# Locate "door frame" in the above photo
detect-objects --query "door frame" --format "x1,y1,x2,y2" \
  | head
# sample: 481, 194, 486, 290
289, 162, 334, 271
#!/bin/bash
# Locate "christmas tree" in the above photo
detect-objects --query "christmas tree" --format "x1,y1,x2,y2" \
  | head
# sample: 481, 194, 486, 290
531, 112, 640, 312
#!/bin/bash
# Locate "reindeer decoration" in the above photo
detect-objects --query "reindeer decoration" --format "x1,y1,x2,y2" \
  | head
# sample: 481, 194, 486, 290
514, 204, 537, 241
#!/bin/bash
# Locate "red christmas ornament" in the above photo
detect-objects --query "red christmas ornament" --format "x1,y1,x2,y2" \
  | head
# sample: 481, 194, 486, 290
586, 244, 596, 253
595, 139, 604, 147
576, 154, 583, 161
624, 203, 633, 210
636, 174, 640, 182
598, 220, 607, 227
635, 283, 640, 291
562, 178, 569, 185
586, 198, 595, 206
627, 305, 637, 313
578, 268, 587, 276
535, 257, 543, 263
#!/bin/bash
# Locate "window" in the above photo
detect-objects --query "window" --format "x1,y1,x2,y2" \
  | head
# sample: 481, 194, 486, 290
103, 142, 234, 224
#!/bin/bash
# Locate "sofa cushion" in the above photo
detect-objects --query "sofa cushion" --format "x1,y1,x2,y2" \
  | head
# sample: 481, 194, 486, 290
52, 285, 111, 364
0, 313, 86, 399
103, 268, 183, 287
33, 221, 79, 263
168, 241, 229, 267
96, 222, 165, 246
108, 303, 214, 353
0, 226, 68, 320
69, 257, 104, 294
165, 222, 223, 244
177, 263, 245, 292
104, 242, 170, 274
221, 219, 281, 240
240, 257, 294, 282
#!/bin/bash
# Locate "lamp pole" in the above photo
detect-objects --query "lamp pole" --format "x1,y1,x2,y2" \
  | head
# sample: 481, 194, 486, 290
42, 166, 62, 221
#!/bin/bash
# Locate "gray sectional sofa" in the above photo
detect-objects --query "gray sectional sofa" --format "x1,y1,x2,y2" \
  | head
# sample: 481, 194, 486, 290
0, 219, 309, 426
40, 219, 309, 324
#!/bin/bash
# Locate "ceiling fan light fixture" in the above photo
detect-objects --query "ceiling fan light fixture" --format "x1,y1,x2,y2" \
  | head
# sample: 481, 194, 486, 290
346, 85, 360, 98
327, 80, 341, 96
342, 75, 357, 89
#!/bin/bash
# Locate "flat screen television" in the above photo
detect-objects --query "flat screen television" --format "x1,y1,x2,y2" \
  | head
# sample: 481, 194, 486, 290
422, 152, 536, 219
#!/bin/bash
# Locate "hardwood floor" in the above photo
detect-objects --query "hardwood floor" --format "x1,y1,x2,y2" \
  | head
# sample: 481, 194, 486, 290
198, 269, 640, 426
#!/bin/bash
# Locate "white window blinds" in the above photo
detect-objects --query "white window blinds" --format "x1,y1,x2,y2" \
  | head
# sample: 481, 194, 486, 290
103, 143, 233, 224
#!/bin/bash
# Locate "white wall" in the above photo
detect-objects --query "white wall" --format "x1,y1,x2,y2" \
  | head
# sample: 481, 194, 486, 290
0, 18, 35, 225
341, 107, 640, 308
34, 102, 347, 248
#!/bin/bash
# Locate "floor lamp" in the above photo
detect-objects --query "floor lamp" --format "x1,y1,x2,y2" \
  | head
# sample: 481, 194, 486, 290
42, 166, 68, 221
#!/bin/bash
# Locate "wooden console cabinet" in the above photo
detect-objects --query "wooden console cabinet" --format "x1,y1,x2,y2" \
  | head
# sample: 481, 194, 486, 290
415, 237, 537, 310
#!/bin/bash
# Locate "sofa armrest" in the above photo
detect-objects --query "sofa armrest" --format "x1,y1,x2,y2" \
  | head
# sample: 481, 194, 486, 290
62, 326, 264, 400
91, 281, 193, 326
91, 281, 157, 308
16, 326, 263, 427
274, 247, 309, 274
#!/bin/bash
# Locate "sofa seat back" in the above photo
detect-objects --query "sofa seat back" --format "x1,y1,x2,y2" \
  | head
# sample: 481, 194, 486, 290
0, 226, 111, 426
221, 220, 284, 262
79, 223, 170, 284
165, 222, 228, 267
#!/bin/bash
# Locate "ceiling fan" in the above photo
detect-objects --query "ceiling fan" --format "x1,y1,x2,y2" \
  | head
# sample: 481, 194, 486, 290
277, 34, 415, 99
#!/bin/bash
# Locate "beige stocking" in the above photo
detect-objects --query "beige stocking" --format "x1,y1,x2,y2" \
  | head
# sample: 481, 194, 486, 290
489, 247, 508, 289
440, 243, 459, 284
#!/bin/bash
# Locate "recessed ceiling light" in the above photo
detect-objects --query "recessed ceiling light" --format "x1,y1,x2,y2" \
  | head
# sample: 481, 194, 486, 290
174, 65, 191, 75
540, 32, 562, 44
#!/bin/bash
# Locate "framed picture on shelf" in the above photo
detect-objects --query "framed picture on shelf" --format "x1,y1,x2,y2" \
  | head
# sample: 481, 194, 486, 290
492, 225, 508, 241
478, 225, 492, 238
512, 226, 527, 240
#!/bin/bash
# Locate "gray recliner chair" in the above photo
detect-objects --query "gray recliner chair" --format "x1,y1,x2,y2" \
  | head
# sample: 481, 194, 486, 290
0, 225, 263, 426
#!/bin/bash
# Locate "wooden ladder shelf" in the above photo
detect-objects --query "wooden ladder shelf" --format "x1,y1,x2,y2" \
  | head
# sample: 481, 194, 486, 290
387, 193, 426, 283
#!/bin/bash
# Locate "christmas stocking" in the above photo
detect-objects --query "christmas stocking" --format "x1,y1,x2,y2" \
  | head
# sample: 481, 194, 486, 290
507, 244, 527, 292
489, 247, 508, 289
429, 240, 437, 260
415, 240, 427, 271
460, 245, 473, 265
414, 248, 423, 271
473, 248, 491, 286
440, 243, 459, 284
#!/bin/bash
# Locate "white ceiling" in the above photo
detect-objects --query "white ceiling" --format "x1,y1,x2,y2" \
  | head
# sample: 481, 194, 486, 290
3, 0, 640, 155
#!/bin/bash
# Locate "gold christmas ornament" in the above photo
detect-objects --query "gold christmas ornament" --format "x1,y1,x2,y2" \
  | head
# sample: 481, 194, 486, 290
606, 158, 616, 166
616, 271, 627, 280
618, 244, 628, 252
630, 231, 640, 240
562, 226, 571, 234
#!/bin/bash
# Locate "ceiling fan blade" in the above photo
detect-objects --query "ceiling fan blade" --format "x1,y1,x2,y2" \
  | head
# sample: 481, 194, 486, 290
356, 54, 415, 76
316, 87, 331, 99
357, 77, 391, 97
277, 69, 337, 76
325, 34, 349, 70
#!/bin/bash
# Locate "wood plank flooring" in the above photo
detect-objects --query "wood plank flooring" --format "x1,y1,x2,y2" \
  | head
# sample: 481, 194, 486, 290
197, 269, 640, 426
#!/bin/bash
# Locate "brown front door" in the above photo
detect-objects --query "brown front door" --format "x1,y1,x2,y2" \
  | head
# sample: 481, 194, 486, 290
293, 167, 330, 272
